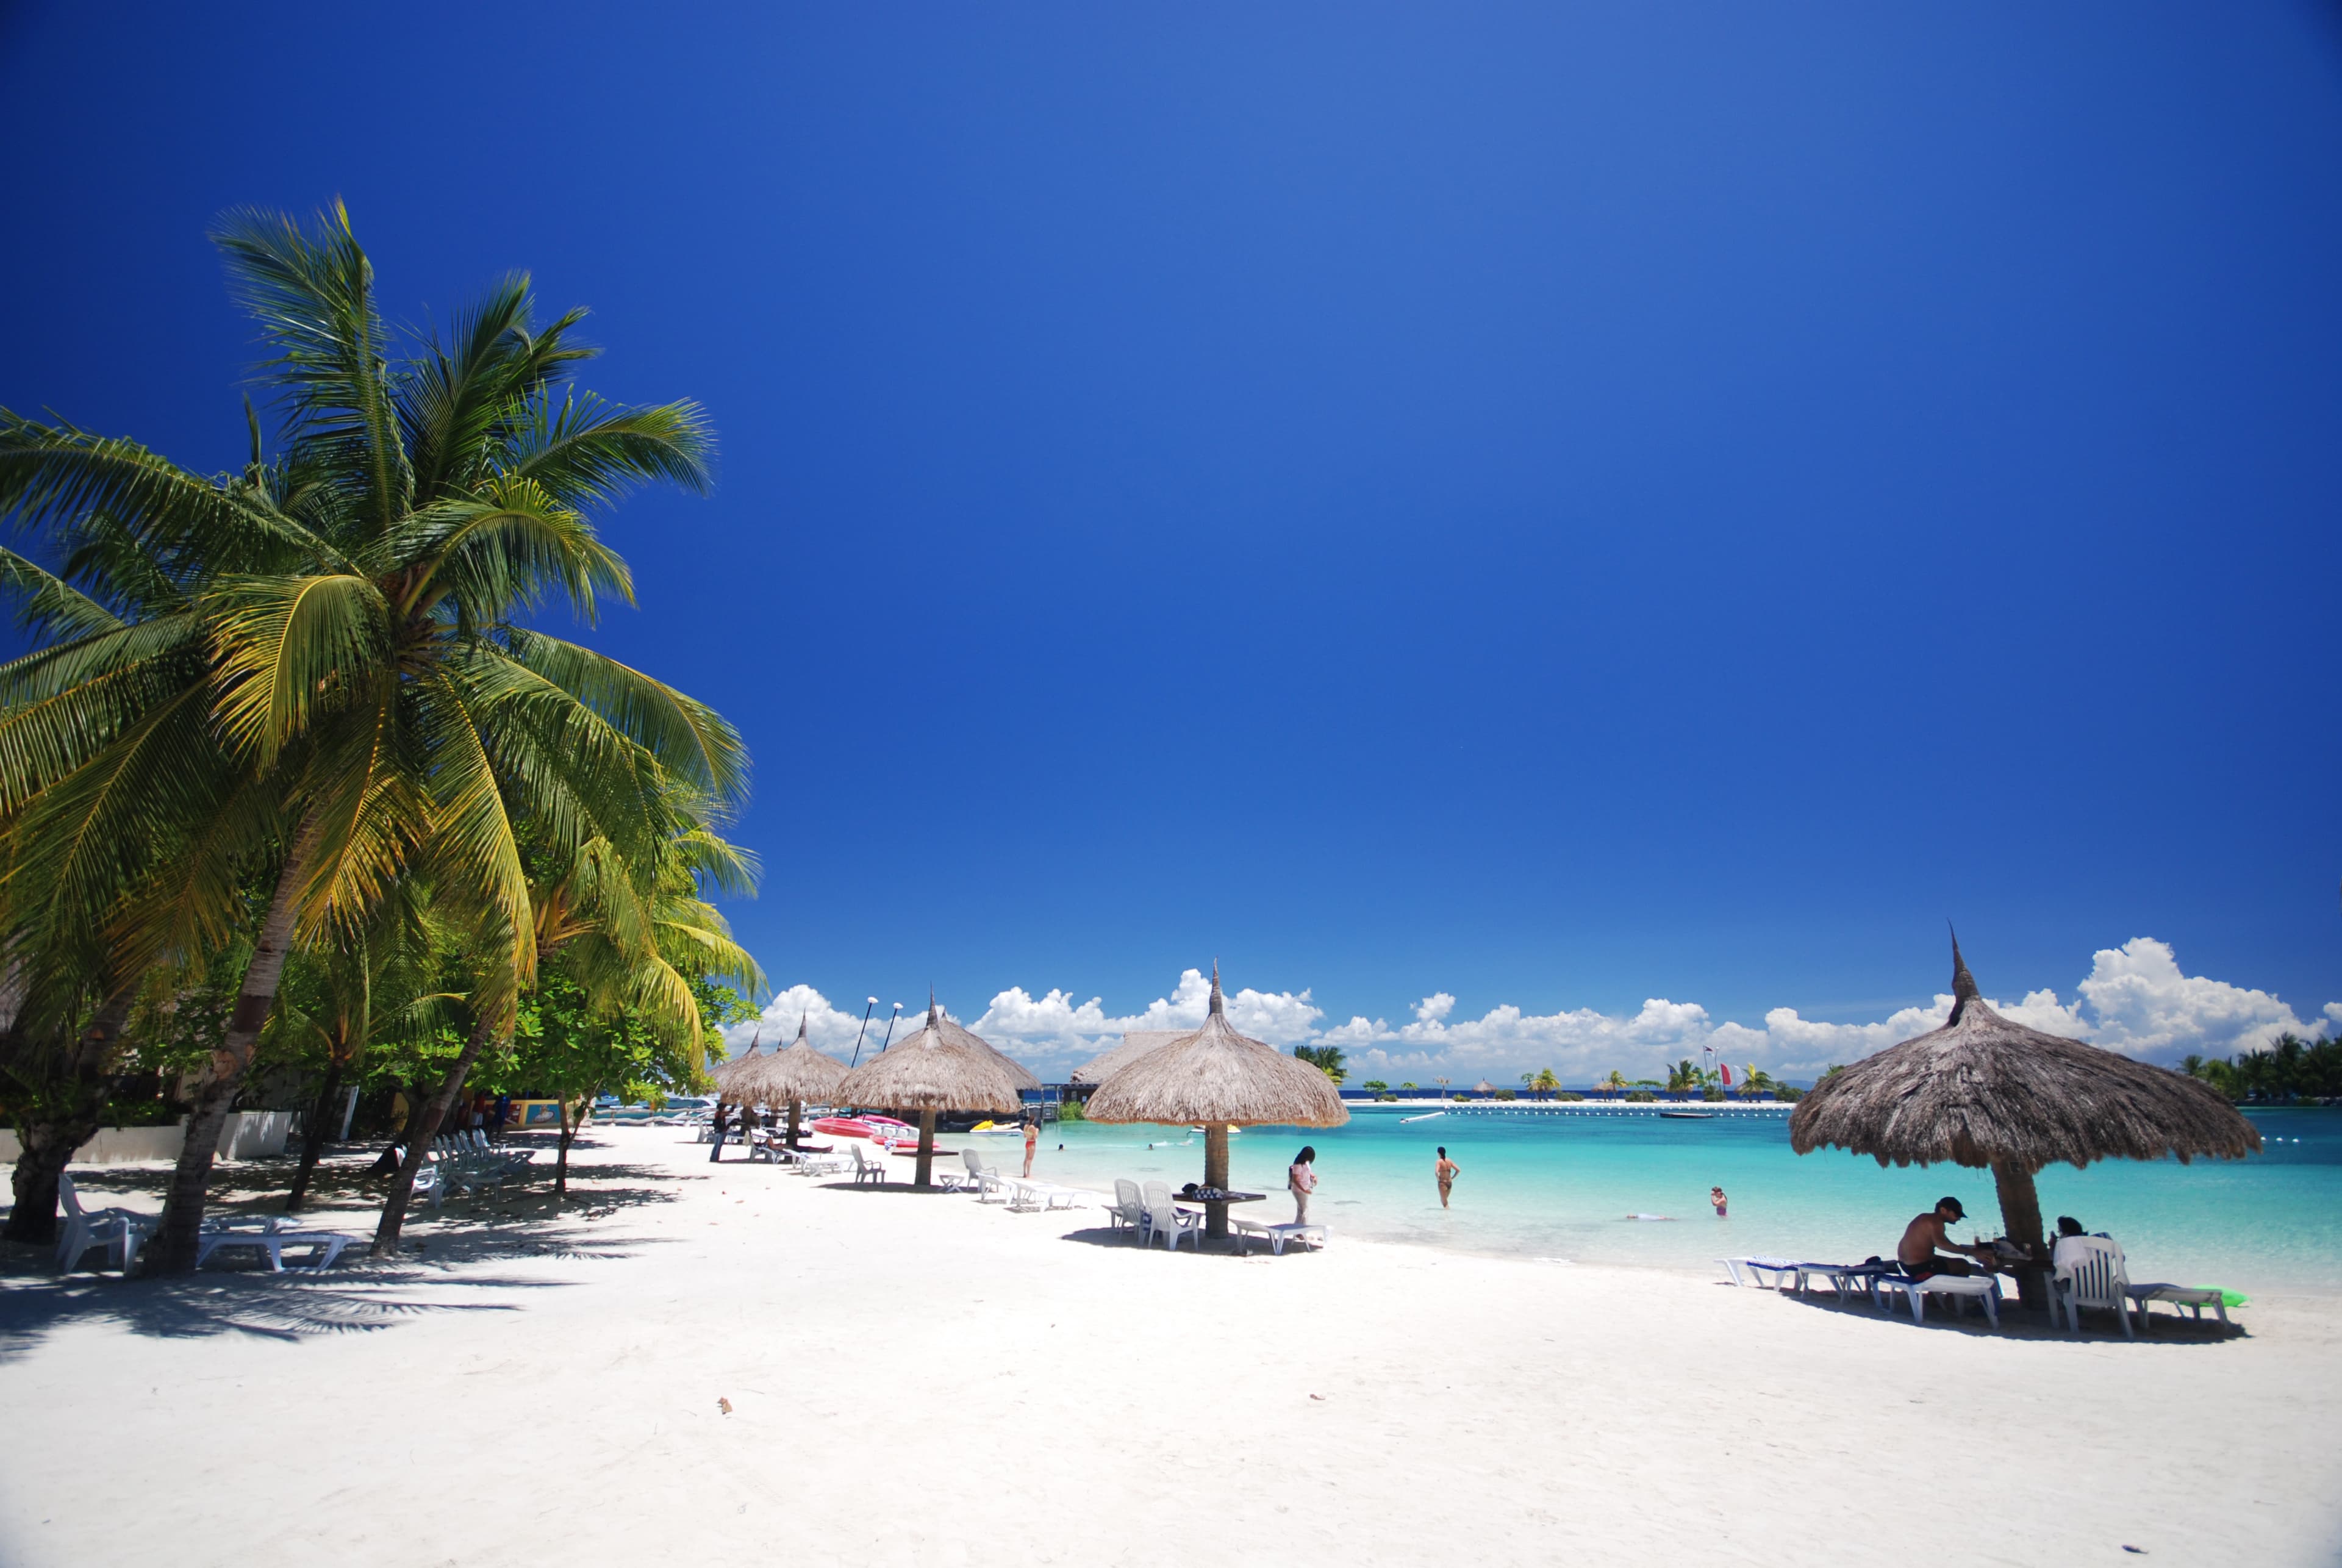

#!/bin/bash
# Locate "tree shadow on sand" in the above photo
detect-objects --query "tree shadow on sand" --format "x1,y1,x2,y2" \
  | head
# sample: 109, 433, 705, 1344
0, 1151, 692, 1358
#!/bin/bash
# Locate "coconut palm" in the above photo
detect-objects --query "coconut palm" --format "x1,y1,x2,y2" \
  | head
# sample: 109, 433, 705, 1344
0, 204, 745, 1270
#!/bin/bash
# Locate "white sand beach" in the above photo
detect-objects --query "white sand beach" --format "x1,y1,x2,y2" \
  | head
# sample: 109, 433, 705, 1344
4, 1125, 2337, 1568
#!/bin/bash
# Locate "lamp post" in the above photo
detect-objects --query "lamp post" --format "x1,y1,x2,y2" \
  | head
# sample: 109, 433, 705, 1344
847, 997, 878, 1068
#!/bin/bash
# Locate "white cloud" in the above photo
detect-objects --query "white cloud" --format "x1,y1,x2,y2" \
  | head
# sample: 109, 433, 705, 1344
728, 939, 2330, 1086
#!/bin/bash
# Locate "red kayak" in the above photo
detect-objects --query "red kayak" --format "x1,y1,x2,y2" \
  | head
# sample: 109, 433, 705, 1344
811, 1117, 873, 1140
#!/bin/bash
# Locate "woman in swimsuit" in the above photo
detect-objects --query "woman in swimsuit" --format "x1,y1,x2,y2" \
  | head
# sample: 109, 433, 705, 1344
1435, 1147, 1460, 1209
1289, 1146, 1318, 1223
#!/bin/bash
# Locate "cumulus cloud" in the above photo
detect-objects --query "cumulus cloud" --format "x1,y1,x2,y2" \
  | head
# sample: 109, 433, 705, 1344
730, 939, 2330, 1086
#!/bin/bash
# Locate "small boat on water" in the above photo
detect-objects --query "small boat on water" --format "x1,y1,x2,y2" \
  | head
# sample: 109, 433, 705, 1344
1398, 1111, 1445, 1123
1658, 1110, 1714, 1120
970, 1120, 1023, 1136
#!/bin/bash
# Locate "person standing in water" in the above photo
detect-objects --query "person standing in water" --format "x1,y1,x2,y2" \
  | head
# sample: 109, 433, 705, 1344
1022, 1118, 1039, 1178
1710, 1186, 1728, 1218
1289, 1145, 1318, 1223
1435, 1147, 1461, 1208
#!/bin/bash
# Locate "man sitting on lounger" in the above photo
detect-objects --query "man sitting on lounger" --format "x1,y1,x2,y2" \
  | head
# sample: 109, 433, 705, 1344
1897, 1196, 1997, 1279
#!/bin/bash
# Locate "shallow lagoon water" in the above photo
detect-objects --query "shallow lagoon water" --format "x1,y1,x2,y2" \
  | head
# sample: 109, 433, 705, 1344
1019, 1104, 2342, 1294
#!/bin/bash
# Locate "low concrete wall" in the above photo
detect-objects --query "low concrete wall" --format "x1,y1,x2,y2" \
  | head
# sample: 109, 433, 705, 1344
0, 1110, 296, 1165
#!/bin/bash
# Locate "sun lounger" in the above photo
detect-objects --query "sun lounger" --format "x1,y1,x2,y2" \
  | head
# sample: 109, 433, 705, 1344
1229, 1217, 1327, 1255
2123, 1283, 2232, 1331
1721, 1256, 1803, 1289
195, 1226, 361, 1273
1872, 1271, 2003, 1329
55, 1175, 159, 1273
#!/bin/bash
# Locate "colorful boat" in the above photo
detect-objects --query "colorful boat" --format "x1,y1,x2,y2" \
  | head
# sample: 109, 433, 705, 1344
810, 1117, 875, 1139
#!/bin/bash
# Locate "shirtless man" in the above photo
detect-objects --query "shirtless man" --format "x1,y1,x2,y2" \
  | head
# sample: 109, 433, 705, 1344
1434, 1147, 1460, 1208
1897, 1196, 1996, 1279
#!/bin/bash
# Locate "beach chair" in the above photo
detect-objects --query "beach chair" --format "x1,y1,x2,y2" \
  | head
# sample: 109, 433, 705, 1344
1721, 1256, 1803, 1289
2124, 1283, 2232, 1332
850, 1142, 890, 1187
1872, 1270, 2003, 1329
55, 1174, 159, 1273
961, 1150, 1008, 1203
1108, 1179, 1146, 1237
2052, 1236, 2136, 1337
196, 1223, 362, 1273
1230, 1218, 1328, 1256
1141, 1195, 1203, 1251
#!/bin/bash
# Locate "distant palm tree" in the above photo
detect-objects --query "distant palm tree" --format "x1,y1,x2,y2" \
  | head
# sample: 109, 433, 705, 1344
1602, 1069, 1628, 1094
1292, 1043, 1347, 1084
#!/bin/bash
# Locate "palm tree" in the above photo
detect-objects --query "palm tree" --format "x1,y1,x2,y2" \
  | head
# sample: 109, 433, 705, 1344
1602, 1069, 1627, 1095
1292, 1043, 1347, 1085
0, 206, 745, 1270
1533, 1067, 1561, 1098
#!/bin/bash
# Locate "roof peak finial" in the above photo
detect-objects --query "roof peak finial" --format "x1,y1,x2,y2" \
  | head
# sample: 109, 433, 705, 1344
1949, 924, 1980, 1017
1209, 961, 1224, 1018
928, 986, 940, 1025
795, 1008, 809, 1043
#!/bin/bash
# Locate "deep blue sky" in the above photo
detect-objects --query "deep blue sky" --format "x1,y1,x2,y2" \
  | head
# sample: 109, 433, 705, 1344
4, 2, 2339, 1041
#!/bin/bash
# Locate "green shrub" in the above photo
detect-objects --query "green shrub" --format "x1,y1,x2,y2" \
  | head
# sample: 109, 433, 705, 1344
1492, 1088, 1517, 1101
1452, 1091, 1472, 1101
1701, 1086, 1725, 1102
1625, 1090, 1656, 1103
1773, 1084, 1804, 1103
1377, 1092, 1397, 1102
1556, 1091, 1584, 1102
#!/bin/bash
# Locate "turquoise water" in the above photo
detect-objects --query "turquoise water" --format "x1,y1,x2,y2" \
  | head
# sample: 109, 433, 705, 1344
1019, 1105, 2342, 1294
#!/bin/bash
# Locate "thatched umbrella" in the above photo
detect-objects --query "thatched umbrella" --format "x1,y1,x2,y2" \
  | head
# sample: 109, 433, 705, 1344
1084, 967, 1348, 1240
833, 997, 1031, 1188
1070, 1031, 1189, 1087
1789, 937, 2261, 1305
728, 1012, 850, 1148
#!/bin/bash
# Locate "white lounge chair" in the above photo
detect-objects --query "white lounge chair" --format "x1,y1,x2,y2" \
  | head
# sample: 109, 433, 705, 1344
962, 1150, 1008, 1203
1231, 1217, 1328, 1255
196, 1225, 361, 1273
1721, 1256, 1803, 1289
1874, 1270, 2003, 1329
55, 1175, 158, 1273
849, 1142, 890, 1187
2052, 1236, 2136, 1337
1108, 1179, 1146, 1237
2124, 1283, 2232, 1332
1141, 1196, 1202, 1251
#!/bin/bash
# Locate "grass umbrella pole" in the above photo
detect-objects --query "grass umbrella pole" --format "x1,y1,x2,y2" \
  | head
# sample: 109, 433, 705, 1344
1789, 935, 2263, 1309
1084, 965, 1348, 1242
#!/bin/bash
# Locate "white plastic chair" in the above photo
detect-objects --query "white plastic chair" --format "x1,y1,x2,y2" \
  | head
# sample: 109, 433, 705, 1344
962, 1149, 1008, 1202
1108, 1179, 1146, 1237
55, 1174, 158, 1273
1873, 1272, 2002, 1329
2052, 1236, 2135, 1338
850, 1142, 890, 1186
1142, 1197, 1202, 1251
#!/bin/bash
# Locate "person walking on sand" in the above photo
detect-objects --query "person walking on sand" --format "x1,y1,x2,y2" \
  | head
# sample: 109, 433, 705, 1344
1022, 1118, 1039, 1178
1435, 1147, 1461, 1208
1289, 1145, 1319, 1223
1711, 1186, 1728, 1218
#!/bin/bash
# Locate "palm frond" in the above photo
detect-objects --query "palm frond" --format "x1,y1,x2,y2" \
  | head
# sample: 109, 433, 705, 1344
502, 392, 714, 511
376, 477, 629, 626
0, 546, 124, 640
204, 573, 392, 765
209, 203, 412, 537
399, 274, 535, 505
495, 629, 747, 803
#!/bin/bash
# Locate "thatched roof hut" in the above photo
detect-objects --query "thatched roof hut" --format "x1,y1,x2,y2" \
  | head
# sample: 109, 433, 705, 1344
1086, 967, 1347, 1239
1789, 937, 2261, 1272
723, 1013, 850, 1147
1070, 1031, 1189, 1087
834, 998, 1031, 1187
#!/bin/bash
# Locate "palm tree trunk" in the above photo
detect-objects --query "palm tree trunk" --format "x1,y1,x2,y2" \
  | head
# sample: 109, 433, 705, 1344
1, 987, 137, 1246
786, 1099, 801, 1148
282, 1058, 346, 1212
147, 843, 309, 1274
370, 1012, 501, 1257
